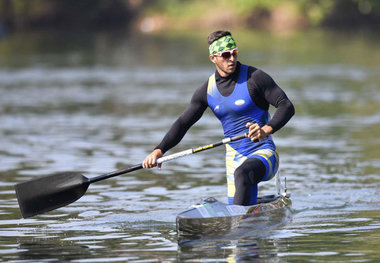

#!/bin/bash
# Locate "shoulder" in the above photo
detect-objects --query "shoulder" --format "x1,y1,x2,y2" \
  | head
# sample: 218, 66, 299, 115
247, 66, 273, 82
191, 80, 208, 105
247, 66, 277, 89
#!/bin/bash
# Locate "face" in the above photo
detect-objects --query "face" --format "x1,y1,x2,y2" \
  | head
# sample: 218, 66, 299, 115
209, 48, 238, 77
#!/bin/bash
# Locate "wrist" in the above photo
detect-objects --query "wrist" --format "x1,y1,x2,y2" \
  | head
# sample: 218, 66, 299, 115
262, 125, 273, 136
154, 149, 163, 155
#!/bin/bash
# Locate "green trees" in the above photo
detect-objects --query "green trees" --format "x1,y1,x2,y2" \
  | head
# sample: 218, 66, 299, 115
0, 0, 379, 33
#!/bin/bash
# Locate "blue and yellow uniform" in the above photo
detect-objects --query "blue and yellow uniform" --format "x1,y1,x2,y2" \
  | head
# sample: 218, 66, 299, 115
207, 64, 279, 205
154, 62, 294, 205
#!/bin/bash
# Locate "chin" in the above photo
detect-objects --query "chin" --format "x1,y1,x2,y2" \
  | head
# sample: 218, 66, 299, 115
228, 67, 236, 73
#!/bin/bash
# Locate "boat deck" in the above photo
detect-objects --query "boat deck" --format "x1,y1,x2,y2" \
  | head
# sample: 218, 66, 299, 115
176, 194, 292, 243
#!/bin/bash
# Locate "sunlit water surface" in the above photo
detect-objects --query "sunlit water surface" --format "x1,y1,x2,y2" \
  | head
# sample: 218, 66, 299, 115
0, 30, 379, 262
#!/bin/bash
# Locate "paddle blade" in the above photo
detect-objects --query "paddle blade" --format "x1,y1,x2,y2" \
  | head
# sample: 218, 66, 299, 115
15, 172, 90, 218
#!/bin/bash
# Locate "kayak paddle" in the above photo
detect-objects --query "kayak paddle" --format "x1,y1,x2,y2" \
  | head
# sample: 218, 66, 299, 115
15, 133, 247, 218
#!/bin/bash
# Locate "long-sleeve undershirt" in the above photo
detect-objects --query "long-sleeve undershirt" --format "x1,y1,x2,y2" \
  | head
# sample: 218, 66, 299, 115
156, 62, 295, 153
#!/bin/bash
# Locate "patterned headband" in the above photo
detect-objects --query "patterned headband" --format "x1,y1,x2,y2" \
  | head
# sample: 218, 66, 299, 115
209, 35, 237, 55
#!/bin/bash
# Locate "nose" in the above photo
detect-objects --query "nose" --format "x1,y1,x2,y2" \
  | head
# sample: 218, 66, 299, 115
229, 54, 237, 61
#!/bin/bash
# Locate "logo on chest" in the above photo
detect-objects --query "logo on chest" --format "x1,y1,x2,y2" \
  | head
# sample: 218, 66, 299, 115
234, 99, 245, 106
212, 99, 246, 113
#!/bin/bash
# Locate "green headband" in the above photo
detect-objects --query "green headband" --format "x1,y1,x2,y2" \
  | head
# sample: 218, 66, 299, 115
209, 35, 237, 55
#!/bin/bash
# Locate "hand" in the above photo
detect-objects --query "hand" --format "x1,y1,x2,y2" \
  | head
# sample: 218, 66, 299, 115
142, 149, 163, 169
246, 122, 273, 142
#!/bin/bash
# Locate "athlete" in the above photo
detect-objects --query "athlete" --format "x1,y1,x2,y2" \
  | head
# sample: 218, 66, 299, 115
143, 30, 295, 206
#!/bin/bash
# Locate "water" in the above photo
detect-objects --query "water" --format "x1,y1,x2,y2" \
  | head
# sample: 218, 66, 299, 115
0, 29, 379, 262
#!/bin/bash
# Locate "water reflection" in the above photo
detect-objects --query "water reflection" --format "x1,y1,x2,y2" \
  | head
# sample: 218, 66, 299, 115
178, 237, 287, 262
17, 241, 92, 262
0, 30, 379, 261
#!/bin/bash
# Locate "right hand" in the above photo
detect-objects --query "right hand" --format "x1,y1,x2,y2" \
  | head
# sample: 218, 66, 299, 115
142, 149, 163, 169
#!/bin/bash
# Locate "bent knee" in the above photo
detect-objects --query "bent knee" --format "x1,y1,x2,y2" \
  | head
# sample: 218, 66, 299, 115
234, 167, 250, 186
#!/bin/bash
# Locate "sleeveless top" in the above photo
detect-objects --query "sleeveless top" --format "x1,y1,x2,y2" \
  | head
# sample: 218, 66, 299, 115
206, 64, 276, 157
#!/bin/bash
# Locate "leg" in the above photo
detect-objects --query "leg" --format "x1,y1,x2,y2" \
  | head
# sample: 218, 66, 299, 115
233, 158, 266, 206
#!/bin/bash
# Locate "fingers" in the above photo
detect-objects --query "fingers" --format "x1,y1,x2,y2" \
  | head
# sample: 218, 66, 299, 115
142, 154, 156, 169
246, 122, 263, 142
142, 149, 163, 169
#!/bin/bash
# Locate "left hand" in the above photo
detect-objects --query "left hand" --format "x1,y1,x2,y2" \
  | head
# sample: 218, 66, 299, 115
246, 122, 273, 142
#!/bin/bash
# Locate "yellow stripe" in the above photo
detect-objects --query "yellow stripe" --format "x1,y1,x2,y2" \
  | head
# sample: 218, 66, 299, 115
250, 149, 279, 180
250, 149, 274, 174
193, 144, 214, 153
207, 74, 216, 95
225, 147, 279, 198
225, 144, 247, 198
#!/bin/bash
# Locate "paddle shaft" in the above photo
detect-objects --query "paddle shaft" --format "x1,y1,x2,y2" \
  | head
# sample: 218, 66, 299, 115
15, 133, 248, 218
89, 133, 247, 184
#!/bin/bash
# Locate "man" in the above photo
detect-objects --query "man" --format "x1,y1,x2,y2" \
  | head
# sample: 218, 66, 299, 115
143, 30, 294, 206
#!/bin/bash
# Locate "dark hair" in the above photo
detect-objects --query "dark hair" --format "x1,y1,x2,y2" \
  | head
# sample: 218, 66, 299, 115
207, 30, 232, 45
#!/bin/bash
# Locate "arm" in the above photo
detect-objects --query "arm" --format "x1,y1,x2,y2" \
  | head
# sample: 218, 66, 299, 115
247, 69, 295, 141
143, 84, 208, 168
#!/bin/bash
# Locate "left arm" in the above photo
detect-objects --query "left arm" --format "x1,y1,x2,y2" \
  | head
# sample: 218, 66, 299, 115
247, 69, 295, 141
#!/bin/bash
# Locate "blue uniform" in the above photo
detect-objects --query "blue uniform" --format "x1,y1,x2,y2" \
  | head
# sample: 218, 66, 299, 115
154, 61, 294, 205
207, 64, 279, 205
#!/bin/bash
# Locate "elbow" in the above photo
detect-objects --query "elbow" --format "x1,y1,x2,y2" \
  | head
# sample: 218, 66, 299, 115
278, 99, 295, 118
287, 100, 295, 118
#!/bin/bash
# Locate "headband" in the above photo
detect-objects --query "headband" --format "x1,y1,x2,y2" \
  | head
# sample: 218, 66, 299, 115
208, 35, 237, 55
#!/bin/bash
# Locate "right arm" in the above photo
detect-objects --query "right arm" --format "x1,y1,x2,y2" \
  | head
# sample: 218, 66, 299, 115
143, 84, 208, 168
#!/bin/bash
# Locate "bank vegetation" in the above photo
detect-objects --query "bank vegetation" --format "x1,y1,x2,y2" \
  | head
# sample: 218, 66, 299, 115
0, 0, 379, 35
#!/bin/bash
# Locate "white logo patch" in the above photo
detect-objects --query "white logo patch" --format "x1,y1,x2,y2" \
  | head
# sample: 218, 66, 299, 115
235, 99, 245, 106
214, 105, 220, 111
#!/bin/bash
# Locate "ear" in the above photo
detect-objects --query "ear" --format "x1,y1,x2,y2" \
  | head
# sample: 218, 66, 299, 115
209, 55, 216, 64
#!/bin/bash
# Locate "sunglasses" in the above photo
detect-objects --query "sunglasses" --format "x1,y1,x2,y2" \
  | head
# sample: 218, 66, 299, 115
214, 48, 238, 59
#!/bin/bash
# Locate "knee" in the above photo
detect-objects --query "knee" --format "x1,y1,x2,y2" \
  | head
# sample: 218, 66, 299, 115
234, 167, 250, 187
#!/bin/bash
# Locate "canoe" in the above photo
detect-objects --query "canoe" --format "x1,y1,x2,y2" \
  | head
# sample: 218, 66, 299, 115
176, 194, 292, 243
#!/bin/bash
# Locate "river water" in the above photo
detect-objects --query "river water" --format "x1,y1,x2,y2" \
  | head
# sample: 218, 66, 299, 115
0, 30, 379, 262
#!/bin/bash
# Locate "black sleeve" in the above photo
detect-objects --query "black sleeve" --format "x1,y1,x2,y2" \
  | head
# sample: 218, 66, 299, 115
250, 69, 295, 133
155, 83, 208, 153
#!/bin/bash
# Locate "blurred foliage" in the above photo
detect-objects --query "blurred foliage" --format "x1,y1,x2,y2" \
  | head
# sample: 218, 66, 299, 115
144, 0, 380, 30
0, 0, 140, 33
0, 0, 379, 33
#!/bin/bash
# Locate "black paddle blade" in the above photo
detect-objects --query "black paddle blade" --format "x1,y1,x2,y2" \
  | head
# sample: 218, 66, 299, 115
15, 172, 90, 218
